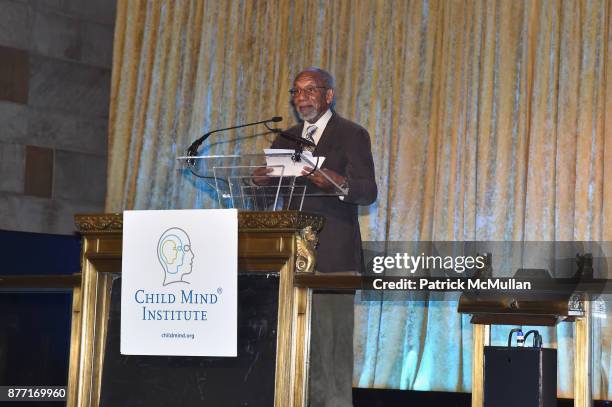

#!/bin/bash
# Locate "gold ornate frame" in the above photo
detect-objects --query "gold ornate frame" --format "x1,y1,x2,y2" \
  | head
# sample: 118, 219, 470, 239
69, 211, 322, 407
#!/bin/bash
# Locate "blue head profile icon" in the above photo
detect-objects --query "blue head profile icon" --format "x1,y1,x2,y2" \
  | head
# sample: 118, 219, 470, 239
157, 227, 195, 286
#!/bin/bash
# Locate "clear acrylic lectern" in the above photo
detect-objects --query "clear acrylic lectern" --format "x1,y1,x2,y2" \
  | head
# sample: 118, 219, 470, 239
177, 152, 347, 211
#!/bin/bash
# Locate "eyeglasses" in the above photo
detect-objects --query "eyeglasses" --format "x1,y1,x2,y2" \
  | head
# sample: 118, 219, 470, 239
289, 86, 328, 97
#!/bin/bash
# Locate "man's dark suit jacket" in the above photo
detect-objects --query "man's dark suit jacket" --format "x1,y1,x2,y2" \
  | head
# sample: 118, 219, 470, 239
271, 112, 377, 272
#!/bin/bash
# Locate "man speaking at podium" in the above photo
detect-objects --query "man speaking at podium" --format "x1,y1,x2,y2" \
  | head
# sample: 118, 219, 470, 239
261, 67, 377, 406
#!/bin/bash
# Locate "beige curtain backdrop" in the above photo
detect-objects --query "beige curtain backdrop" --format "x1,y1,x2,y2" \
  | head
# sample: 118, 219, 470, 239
105, 0, 611, 399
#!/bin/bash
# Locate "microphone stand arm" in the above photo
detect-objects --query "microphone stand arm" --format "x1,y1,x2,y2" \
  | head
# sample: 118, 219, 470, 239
187, 118, 280, 158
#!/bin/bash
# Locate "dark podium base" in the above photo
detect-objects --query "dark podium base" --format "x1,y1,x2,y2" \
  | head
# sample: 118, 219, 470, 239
99, 274, 280, 407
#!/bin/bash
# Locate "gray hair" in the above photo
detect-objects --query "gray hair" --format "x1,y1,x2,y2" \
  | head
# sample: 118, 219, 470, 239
298, 67, 335, 89
299, 67, 335, 89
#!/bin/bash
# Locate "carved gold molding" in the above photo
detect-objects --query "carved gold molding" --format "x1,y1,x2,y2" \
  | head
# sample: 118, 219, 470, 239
295, 226, 318, 273
75, 214, 123, 233
238, 211, 324, 231
75, 211, 324, 234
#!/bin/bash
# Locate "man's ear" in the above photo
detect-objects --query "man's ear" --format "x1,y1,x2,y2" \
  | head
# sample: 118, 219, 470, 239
326, 88, 334, 105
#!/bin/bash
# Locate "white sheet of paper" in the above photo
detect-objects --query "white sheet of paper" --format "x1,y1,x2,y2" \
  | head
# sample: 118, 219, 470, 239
263, 149, 326, 176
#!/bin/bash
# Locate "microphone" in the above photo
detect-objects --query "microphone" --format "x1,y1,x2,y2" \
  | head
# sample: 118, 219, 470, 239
272, 130, 316, 148
269, 129, 317, 165
186, 116, 283, 159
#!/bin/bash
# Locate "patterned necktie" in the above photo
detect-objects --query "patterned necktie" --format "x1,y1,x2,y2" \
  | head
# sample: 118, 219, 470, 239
303, 125, 317, 152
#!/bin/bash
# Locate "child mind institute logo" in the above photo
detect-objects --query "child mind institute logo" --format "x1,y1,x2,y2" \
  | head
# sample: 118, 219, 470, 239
157, 227, 195, 286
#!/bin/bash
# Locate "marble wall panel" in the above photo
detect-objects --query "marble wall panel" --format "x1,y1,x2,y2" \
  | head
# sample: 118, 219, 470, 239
0, 193, 103, 235
0, 143, 25, 194
81, 21, 114, 68
0, 193, 57, 233
28, 55, 110, 118
53, 197, 104, 233
29, 0, 63, 13
54, 149, 106, 203
63, 0, 117, 25
0, 0, 31, 50
31, 8, 82, 61
0, 101, 28, 142
26, 108, 108, 155
0, 0, 114, 235
1, 105, 108, 175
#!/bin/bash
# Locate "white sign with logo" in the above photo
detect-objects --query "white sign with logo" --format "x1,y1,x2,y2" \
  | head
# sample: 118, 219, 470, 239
121, 209, 237, 357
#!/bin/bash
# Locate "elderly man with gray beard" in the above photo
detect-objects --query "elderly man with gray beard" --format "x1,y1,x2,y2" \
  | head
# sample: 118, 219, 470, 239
258, 67, 377, 406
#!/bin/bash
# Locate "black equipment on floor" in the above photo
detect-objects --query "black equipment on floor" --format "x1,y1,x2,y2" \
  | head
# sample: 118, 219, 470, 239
484, 329, 557, 407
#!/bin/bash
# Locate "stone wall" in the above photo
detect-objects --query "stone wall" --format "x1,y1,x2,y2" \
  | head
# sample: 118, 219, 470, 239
0, 0, 115, 234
